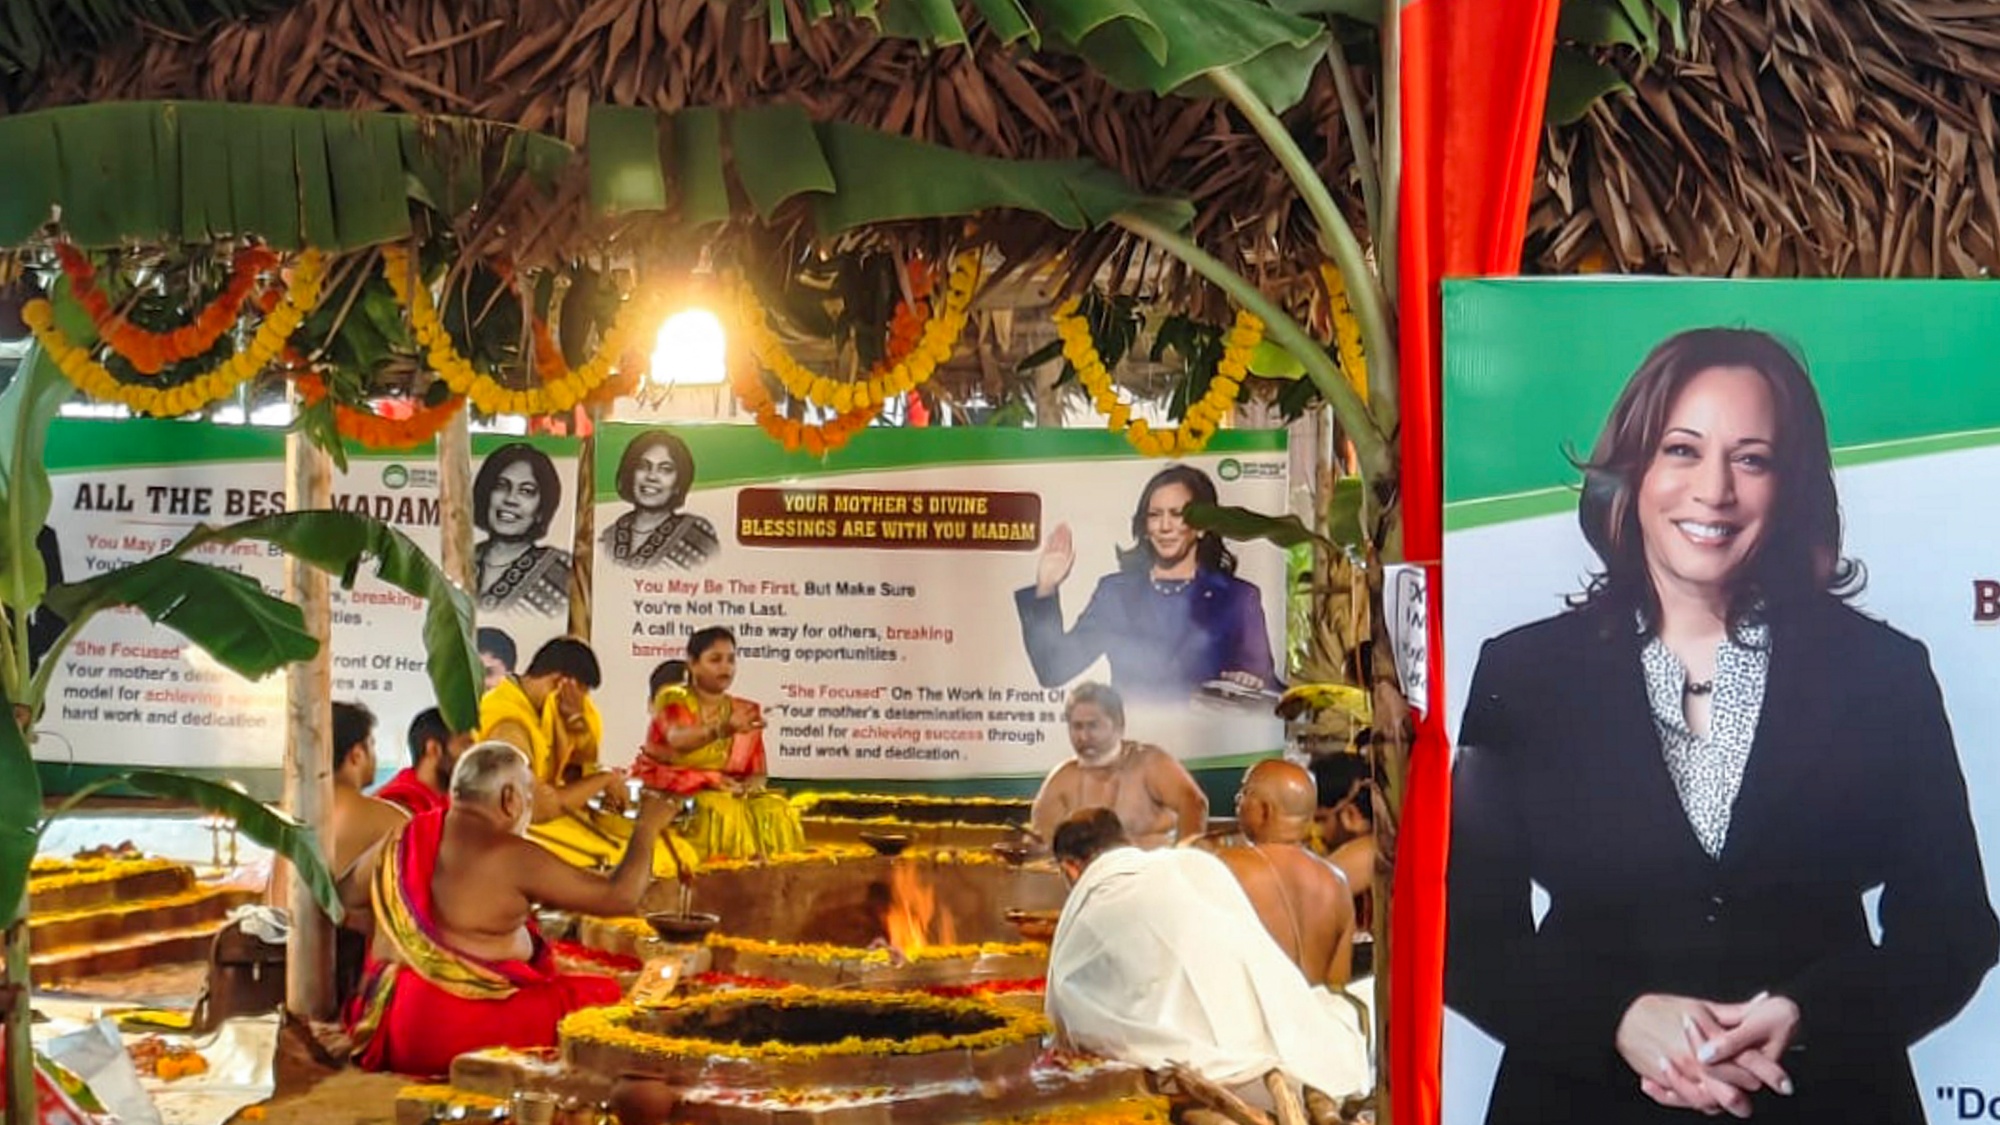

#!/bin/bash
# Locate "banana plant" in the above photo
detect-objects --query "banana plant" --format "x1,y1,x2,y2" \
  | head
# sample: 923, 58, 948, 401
0, 346, 482, 1124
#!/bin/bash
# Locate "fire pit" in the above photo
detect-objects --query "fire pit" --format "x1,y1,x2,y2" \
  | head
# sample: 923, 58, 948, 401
629, 848, 1060, 989
560, 989, 1145, 1125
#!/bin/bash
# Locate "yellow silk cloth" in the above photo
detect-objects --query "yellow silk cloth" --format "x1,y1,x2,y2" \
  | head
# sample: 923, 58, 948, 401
639, 686, 805, 861
477, 678, 698, 877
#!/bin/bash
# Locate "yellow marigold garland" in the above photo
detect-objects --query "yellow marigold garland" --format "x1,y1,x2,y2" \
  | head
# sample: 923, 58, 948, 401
734, 252, 981, 414
379, 246, 651, 417
1319, 262, 1368, 401
728, 355, 880, 456
560, 988, 1047, 1064
707, 931, 1046, 967
23, 252, 326, 418
1053, 296, 1260, 457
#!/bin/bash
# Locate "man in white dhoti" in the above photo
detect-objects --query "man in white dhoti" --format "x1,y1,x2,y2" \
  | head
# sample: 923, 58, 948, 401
1045, 808, 1370, 1105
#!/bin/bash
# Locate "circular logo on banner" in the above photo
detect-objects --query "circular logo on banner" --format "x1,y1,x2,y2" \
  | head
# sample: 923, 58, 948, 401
1217, 458, 1244, 481
381, 465, 410, 489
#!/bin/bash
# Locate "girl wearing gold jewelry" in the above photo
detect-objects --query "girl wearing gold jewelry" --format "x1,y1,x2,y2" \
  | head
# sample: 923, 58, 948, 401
634, 626, 804, 859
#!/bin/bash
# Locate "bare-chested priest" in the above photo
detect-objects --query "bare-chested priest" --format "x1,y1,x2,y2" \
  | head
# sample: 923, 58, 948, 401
1218, 759, 1354, 987
345, 741, 676, 1076
1030, 682, 1207, 849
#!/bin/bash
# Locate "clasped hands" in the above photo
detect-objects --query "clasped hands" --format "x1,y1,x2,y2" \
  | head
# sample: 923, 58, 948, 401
1616, 992, 1800, 1118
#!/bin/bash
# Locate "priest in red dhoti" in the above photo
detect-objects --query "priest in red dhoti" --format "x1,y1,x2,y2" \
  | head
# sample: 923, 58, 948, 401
346, 741, 676, 1076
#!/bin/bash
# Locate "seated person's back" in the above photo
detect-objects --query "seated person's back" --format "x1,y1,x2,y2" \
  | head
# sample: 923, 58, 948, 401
1045, 808, 1367, 1104
1219, 759, 1354, 987
329, 701, 408, 877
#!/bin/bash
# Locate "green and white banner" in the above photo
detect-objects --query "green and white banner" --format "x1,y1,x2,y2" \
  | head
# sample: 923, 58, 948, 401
33, 420, 1288, 791
591, 425, 1291, 783
35, 422, 577, 782
1442, 280, 2000, 1124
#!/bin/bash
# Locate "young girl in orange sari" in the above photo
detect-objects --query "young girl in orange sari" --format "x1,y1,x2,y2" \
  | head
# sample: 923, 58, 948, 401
633, 627, 804, 859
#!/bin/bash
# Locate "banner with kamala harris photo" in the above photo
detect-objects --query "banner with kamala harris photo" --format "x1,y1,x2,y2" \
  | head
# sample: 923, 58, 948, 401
1440, 280, 2000, 1125
590, 424, 1291, 786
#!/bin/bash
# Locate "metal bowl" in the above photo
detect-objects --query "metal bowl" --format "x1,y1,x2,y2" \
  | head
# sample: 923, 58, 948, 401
645, 911, 722, 943
859, 832, 913, 857
534, 909, 577, 941
989, 841, 1033, 867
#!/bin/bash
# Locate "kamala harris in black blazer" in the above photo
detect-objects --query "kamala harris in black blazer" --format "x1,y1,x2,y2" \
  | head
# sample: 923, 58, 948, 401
1446, 328, 1998, 1124
1450, 598, 1998, 1124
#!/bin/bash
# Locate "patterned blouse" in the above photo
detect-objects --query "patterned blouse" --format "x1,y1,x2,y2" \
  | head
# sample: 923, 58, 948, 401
1638, 621, 1770, 859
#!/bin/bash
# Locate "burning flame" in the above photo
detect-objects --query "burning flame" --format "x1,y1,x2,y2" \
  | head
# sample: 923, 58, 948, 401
883, 863, 957, 954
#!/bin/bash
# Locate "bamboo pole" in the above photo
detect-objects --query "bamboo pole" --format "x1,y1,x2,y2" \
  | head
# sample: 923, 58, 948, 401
4, 907, 32, 1125
283, 426, 336, 1020
567, 408, 600, 641
438, 407, 476, 596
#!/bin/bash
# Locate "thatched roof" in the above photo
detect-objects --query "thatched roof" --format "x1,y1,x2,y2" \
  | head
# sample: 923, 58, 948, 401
1529, 0, 2000, 277
12, 0, 2000, 285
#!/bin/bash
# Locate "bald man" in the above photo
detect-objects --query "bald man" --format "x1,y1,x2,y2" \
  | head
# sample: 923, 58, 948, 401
1217, 759, 1355, 988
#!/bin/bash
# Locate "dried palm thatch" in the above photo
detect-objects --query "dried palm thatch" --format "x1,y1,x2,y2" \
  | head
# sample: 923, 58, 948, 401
11, 0, 1368, 318
1530, 0, 2000, 278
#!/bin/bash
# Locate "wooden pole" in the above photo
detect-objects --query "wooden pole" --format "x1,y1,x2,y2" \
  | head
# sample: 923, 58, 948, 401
567, 407, 600, 641
283, 425, 336, 1020
438, 407, 475, 595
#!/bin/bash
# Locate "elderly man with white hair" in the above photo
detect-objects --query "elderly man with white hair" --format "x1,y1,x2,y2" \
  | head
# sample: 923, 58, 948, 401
344, 741, 676, 1076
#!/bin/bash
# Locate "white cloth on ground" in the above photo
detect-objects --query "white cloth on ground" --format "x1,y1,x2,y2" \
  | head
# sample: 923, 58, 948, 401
1045, 845, 1369, 1100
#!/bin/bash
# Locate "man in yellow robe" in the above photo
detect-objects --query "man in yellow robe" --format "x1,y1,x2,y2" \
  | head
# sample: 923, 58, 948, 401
477, 636, 698, 876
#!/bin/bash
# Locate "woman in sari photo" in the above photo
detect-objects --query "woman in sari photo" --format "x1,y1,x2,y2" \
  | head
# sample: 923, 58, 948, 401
472, 442, 572, 615
601, 429, 718, 570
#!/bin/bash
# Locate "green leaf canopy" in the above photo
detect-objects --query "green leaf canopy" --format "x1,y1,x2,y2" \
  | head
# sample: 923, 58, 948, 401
587, 104, 1194, 234
177, 512, 482, 732
0, 101, 573, 250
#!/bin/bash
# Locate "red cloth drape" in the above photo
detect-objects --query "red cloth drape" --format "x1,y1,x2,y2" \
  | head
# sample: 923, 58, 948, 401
1393, 4, 1561, 1125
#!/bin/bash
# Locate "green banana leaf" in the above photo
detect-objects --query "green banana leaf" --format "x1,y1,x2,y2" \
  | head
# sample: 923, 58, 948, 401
1545, 47, 1630, 126
38, 511, 481, 730
177, 512, 482, 731
0, 685, 40, 931
0, 349, 69, 629
1032, 0, 1329, 113
0, 102, 574, 250
41, 557, 318, 677
38, 769, 340, 924
1183, 500, 1336, 552
783, 0, 1324, 112
588, 105, 1194, 234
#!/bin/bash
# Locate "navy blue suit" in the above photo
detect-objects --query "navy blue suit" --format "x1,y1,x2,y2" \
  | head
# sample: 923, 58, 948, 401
1014, 566, 1276, 703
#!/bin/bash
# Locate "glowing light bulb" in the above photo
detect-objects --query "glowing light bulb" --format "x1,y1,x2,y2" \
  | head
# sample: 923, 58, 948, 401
650, 308, 726, 387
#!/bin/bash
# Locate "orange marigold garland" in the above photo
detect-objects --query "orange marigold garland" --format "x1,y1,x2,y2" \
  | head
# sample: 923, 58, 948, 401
295, 372, 466, 451
729, 360, 879, 456
55, 242, 279, 376
727, 258, 951, 453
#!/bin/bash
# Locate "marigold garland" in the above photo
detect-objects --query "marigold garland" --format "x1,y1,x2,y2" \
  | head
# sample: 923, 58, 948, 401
55, 242, 279, 376
1319, 262, 1368, 401
735, 252, 980, 415
706, 931, 1046, 967
728, 352, 880, 456
295, 371, 466, 451
24, 251, 327, 418
560, 988, 1048, 1064
379, 246, 650, 417
1053, 297, 1260, 457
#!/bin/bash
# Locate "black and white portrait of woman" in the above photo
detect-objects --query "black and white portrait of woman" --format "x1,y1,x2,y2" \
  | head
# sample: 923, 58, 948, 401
472, 442, 572, 615
599, 429, 718, 570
